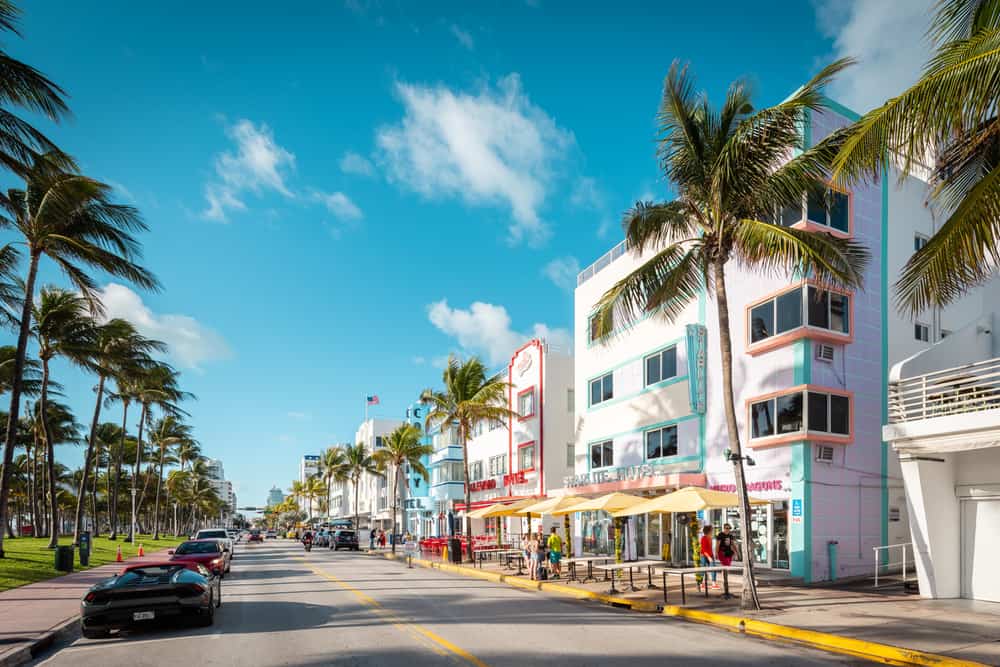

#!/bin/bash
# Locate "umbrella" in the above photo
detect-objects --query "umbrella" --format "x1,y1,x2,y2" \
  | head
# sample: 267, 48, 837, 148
611, 486, 770, 517
512, 495, 586, 516
552, 492, 645, 515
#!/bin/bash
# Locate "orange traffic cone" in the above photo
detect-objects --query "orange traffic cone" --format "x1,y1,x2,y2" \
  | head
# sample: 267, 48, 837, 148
137, 543, 144, 558
116, 545, 123, 562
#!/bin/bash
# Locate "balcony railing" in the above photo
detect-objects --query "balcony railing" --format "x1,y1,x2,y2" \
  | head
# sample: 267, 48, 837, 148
888, 357, 1000, 424
577, 239, 628, 287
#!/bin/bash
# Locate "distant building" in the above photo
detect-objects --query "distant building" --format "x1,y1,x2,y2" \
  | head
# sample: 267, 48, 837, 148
403, 402, 433, 538
299, 455, 320, 513
267, 486, 285, 508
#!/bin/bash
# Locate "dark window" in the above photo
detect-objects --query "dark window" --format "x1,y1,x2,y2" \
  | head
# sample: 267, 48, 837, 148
645, 429, 661, 459
589, 315, 601, 343
830, 293, 849, 333
914, 235, 929, 252
830, 395, 850, 435
780, 200, 802, 227
751, 400, 774, 438
590, 373, 614, 406
808, 392, 828, 433
806, 189, 827, 226
776, 393, 803, 434
915, 323, 930, 342
590, 440, 613, 468
776, 290, 803, 334
645, 425, 678, 460
644, 347, 677, 386
519, 444, 535, 470
808, 286, 830, 329
830, 191, 849, 232
646, 354, 660, 385
750, 301, 773, 343
175, 541, 220, 555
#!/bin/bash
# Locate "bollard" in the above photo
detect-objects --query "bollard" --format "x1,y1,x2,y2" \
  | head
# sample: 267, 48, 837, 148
827, 541, 839, 581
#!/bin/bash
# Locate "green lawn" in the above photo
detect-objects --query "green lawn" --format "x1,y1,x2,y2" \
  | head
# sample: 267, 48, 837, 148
0, 534, 189, 592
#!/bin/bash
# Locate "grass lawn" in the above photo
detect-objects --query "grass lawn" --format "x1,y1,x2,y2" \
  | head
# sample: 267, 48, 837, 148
0, 534, 189, 592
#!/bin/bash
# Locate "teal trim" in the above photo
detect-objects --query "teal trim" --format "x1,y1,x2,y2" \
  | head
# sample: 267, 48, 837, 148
585, 413, 700, 453
880, 155, 890, 561
585, 336, 685, 384
819, 95, 862, 121
588, 374, 688, 412
589, 454, 701, 474
790, 339, 813, 581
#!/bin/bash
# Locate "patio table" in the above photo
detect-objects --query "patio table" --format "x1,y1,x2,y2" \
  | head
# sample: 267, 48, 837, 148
562, 556, 613, 583
658, 565, 742, 604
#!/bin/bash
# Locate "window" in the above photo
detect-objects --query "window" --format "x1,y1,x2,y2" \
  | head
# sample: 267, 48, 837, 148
589, 373, 614, 406
644, 346, 678, 386
915, 323, 930, 342
518, 442, 536, 471
914, 234, 929, 252
469, 460, 483, 481
432, 461, 464, 485
517, 388, 536, 419
645, 425, 678, 460
806, 186, 850, 232
488, 454, 507, 477
750, 389, 850, 440
590, 440, 614, 468
749, 285, 850, 346
588, 314, 601, 343
375, 436, 385, 449
567, 443, 575, 467
567, 388, 575, 411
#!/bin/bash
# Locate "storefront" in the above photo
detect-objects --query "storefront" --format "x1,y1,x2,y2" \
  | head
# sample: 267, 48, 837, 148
706, 475, 791, 570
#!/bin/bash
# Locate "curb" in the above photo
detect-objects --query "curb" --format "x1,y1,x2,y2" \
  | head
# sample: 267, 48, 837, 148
0, 617, 79, 667
370, 551, 988, 666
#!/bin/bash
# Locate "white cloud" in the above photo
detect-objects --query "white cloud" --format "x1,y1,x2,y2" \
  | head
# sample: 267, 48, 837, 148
339, 151, 375, 176
815, 0, 934, 113
570, 177, 604, 209
376, 74, 574, 244
450, 24, 474, 50
287, 411, 309, 419
411, 355, 427, 365
542, 256, 580, 291
203, 119, 296, 222
312, 190, 363, 221
427, 299, 572, 365
96, 283, 232, 370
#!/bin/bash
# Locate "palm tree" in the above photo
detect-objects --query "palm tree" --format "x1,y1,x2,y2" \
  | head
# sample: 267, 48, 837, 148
0, 155, 159, 557
421, 355, 515, 562
832, 0, 1000, 313
305, 476, 325, 522
177, 440, 202, 472
89, 422, 120, 535
28, 399, 80, 540
374, 424, 431, 553
149, 416, 192, 540
344, 443, 379, 536
32, 287, 98, 547
319, 446, 348, 522
590, 62, 869, 609
288, 480, 306, 518
72, 320, 163, 544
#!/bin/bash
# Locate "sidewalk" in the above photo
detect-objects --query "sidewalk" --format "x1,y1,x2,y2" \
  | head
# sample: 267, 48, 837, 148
399, 549, 1000, 666
0, 547, 173, 667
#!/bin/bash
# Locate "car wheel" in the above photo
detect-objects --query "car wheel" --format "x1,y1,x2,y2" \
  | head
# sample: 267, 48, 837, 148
215, 584, 222, 608
197, 602, 215, 627
81, 625, 110, 640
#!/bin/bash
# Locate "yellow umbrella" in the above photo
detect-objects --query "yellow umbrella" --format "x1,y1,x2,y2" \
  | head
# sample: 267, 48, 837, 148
611, 486, 770, 517
512, 495, 586, 516
552, 492, 645, 515
467, 497, 539, 519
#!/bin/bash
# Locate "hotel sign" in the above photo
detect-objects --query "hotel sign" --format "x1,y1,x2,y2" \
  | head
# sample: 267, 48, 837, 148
468, 479, 497, 492
686, 324, 707, 414
562, 463, 671, 488
467, 470, 527, 493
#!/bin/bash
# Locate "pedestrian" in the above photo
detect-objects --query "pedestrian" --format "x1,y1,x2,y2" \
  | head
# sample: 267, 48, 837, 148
699, 524, 719, 591
378, 529, 387, 549
525, 532, 540, 580
369, 527, 376, 551
715, 523, 736, 567
535, 528, 547, 580
546, 526, 563, 579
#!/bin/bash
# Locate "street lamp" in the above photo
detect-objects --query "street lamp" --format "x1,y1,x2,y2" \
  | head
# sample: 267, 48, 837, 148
130, 487, 137, 545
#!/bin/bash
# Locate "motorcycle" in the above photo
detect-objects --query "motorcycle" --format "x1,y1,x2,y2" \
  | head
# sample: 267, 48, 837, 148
303, 538, 313, 552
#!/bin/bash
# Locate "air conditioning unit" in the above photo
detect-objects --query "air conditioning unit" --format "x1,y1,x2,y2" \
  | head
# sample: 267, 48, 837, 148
815, 445, 835, 463
814, 344, 835, 362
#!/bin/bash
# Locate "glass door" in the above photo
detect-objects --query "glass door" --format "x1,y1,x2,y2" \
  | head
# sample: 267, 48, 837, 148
772, 501, 789, 569
647, 514, 662, 558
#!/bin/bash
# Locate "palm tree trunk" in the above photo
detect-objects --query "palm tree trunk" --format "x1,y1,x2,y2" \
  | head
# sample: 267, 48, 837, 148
391, 463, 399, 554
40, 357, 59, 549
712, 259, 761, 611
73, 375, 106, 545
152, 443, 165, 540
130, 404, 148, 542
26, 439, 35, 535
353, 478, 360, 540
109, 401, 129, 540
90, 462, 99, 537
0, 252, 40, 558
461, 425, 472, 562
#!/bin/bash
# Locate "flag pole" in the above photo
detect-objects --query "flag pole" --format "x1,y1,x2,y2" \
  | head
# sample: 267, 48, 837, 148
365, 394, 368, 423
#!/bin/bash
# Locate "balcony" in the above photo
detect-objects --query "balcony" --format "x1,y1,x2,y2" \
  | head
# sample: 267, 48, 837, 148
889, 357, 1000, 424
577, 239, 628, 287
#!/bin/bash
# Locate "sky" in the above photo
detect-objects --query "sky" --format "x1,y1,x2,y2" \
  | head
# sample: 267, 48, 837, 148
5, 0, 936, 509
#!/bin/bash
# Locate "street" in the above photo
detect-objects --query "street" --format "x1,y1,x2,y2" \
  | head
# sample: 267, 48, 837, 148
34, 540, 872, 666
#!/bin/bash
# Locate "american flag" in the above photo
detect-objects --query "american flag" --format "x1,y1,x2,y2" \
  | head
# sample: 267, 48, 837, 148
366, 395, 380, 405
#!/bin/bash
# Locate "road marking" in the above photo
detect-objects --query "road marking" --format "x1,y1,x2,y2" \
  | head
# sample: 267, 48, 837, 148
300, 558, 490, 667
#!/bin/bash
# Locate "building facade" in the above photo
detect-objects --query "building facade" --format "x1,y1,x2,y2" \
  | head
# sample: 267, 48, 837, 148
349, 418, 404, 531
403, 402, 434, 538
267, 486, 284, 508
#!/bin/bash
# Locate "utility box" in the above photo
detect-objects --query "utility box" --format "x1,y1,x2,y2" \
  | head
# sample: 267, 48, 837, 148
54, 545, 74, 572
448, 538, 462, 563
78, 532, 91, 566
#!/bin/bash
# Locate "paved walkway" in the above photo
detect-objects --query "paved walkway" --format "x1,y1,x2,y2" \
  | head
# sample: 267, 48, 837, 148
0, 547, 173, 665
418, 549, 1000, 665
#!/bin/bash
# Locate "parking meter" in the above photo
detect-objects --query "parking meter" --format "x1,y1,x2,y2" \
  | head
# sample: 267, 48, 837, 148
79, 531, 91, 566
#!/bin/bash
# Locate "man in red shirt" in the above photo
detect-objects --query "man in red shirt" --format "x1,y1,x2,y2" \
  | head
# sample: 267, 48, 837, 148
699, 525, 719, 591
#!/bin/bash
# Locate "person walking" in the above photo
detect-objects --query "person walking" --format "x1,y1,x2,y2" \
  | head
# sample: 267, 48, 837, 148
546, 526, 563, 579
715, 523, 736, 567
369, 527, 376, 551
535, 528, 548, 580
378, 529, 387, 549
699, 524, 719, 591
525, 532, 540, 580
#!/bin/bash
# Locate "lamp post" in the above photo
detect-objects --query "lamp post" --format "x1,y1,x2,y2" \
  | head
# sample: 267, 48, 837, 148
173, 502, 178, 536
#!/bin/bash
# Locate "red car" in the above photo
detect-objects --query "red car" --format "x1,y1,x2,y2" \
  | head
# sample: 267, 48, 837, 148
247, 530, 263, 543
168, 539, 231, 575
117, 560, 221, 608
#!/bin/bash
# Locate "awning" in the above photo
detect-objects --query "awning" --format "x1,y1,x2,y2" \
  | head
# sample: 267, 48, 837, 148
454, 496, 531, 514
612, 486, 770, 517
514, 495, 586, 516
552, 492, 645, 516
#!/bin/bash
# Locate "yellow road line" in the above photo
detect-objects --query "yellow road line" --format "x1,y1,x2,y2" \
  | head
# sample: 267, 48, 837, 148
300, 559, 490, 667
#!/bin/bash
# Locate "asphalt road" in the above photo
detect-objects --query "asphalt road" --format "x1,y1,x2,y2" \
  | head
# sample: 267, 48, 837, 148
34, 540, 871, 666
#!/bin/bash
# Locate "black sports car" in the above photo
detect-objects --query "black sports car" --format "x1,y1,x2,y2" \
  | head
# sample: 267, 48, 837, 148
80, 564, 215, 638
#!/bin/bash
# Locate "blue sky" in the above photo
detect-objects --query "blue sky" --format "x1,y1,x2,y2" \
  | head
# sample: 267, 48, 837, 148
7, 0, 934, 508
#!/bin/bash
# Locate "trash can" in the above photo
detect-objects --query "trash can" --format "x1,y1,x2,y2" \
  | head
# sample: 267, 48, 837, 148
78, 531, 91, 567
448, 538, 462, 564
54, 545, 74, 572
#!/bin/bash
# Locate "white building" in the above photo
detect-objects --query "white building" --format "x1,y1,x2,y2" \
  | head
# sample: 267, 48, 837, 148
348, 418, 403, 531
459, 339, 575, 538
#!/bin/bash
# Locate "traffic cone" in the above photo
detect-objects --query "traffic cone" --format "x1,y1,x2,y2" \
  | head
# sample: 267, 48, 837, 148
116, 545, 123, 562
137, 543, 144, 558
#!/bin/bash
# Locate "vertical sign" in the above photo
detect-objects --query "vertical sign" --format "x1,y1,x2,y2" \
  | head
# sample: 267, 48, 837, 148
791, 498, 803, 524
685, 324, 707, 414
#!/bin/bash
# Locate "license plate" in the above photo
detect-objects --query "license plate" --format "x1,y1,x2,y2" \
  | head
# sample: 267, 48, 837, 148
132, 611, 154, 621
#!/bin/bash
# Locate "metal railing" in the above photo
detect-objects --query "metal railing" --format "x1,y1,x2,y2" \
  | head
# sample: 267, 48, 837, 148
873, 542, 914, 588
577, 239, 629, 286
888, 357, 1000, 424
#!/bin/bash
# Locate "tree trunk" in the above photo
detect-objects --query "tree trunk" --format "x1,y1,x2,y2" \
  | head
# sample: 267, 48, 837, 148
129, 404, 148, 542
73, 375, 105, 545
353, 477, 360, 542
0, 252, 40, 558
712, 259, 761, 611
461, 424, 472, 562
90, 460, 99, 537
391, 463, 399, 554
26, 438, 35, 536
109, 400, 129, 540
39, 357, 60, 549
152, 442, 165, 540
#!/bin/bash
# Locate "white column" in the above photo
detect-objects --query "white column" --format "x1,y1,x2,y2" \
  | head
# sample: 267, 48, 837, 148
901, 454, 961, 598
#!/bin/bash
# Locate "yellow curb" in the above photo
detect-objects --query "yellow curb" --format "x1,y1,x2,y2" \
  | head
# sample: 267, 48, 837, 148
661, 607, 989, 667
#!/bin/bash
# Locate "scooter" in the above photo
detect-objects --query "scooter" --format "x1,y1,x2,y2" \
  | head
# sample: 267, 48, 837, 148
303, 539, 313, 552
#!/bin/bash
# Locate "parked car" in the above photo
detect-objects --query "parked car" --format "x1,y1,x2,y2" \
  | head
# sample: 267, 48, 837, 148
265, 530, 277, 539
247, 530, 263, 543
286, 530, 298, 539
118, 561, 221, 609
169, 539, 231, 574
313, 531, 330, 547
80, 564, 215, 638
195, 528, 234, 556
331, 529, 359, 551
